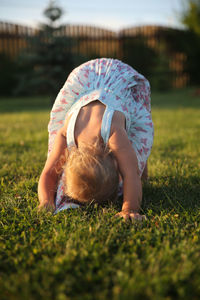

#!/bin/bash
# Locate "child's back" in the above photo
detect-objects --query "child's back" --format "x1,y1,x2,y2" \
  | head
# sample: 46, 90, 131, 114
62, 100, 126, 147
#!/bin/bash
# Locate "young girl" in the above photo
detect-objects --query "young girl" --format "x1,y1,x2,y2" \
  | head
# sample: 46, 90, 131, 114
38, 58, 154, 221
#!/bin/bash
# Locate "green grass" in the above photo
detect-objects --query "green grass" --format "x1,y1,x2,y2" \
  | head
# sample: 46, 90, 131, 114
0, 88, 200, 300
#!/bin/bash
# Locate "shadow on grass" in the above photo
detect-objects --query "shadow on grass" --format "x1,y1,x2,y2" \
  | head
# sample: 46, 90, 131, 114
0, 88, 200, 113
0, 97, 52, 113
151, 88, 200, 109
71, 174, 200, 218
141, 175, 200, 214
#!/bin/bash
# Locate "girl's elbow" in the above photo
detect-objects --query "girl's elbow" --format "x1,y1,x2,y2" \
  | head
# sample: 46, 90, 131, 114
39, 169, 58, 185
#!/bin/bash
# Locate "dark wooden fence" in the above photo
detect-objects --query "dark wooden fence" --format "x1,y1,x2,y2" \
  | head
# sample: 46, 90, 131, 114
0, 22, 119, 57
0, 21, 189, 88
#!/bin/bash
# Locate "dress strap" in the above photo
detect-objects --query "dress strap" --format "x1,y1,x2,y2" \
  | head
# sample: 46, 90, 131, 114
66, 107, 81, 148
101, 106, 115, 144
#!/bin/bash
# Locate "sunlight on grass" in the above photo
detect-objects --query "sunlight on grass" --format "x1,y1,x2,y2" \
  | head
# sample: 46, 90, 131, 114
0, 88, 200, 299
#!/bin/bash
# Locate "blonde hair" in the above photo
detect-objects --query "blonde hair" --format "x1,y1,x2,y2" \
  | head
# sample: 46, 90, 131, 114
63, 138, 119, 204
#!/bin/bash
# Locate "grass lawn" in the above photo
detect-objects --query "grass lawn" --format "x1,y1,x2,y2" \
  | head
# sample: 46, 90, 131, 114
0, 88, 200, 300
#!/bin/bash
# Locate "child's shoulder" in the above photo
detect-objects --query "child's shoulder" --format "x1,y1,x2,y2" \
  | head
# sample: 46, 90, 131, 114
111, 110, 126, 133
109, 111, 129, 150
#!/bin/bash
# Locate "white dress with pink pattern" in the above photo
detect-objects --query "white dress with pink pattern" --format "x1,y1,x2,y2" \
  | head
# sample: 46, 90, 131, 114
47, 58, 154, 213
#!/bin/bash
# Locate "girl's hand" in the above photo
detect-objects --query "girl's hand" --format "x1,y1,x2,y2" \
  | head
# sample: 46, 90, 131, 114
38, 201, 55, 212
115, 211, 147, 222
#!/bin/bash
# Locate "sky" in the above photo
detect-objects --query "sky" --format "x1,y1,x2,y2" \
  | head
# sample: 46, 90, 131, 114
0, 0, 185, 31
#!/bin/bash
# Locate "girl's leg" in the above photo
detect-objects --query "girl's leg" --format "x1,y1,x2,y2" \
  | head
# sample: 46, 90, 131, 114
141, 161, 148, 182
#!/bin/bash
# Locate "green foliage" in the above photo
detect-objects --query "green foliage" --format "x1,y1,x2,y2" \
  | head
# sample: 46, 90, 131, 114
15, 28, 75, 98
182, 0, 200, 35
14, 1, 84, 100
0, 53, 18, 96
0, 89, 200, 299
180, 0, 200, 85
121, 35, 171, 91
122, 35, 157, 77
149, 52, 171, 92
44, 0, 63, 24
182, 31, 200, 85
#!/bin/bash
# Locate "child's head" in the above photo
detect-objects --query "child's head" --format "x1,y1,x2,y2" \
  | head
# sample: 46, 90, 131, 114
63, 139, 119, 205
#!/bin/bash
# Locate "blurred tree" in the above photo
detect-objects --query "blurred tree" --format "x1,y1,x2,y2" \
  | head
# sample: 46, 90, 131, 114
122, 35, 157, 78
182, 0, 200, 34
44, 0, 63, 24
0, 53, 18, 96
180, 0, 200, 85
15, 0, 82, 101
122, 35, 171, 91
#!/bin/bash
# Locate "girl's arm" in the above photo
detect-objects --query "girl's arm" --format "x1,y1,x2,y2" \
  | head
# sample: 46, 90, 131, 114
38, 127, 67, 211
109, 127, 146, 221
